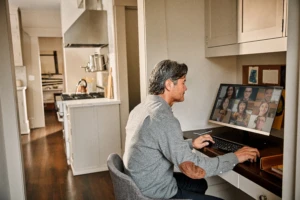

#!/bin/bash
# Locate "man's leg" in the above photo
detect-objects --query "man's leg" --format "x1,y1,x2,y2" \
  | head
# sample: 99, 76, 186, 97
172, 172, 223, 200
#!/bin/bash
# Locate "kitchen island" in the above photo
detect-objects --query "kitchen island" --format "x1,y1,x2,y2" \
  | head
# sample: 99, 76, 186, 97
61, 98, 121, 175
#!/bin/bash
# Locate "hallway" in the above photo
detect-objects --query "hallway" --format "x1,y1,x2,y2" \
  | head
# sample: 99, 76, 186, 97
21, 111, 115, 199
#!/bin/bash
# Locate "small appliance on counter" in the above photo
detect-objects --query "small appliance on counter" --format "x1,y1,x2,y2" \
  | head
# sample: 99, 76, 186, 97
76, 79, 87, 93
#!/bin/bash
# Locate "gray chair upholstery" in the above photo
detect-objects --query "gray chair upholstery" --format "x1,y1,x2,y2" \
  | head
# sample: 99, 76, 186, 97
107, 153, 188, 200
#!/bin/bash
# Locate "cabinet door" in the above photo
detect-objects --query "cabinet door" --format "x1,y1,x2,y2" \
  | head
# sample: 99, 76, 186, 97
97, 105, 121, 167
70, 107, 101, 171
239, 175, 281, 200
238, 0, 284, 43
205, 0, 237, 47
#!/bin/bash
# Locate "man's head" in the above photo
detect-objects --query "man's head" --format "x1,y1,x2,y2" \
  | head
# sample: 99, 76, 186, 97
149, 60, 188, 105
264, 89, 273, 102
255, 116, 266, 131
243, 87, 252, 100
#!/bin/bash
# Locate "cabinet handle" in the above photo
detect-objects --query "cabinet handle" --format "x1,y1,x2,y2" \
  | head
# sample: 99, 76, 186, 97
259, 195, 267, 200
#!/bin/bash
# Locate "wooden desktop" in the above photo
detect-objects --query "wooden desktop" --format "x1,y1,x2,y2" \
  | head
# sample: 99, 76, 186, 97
183, 127, 283, 199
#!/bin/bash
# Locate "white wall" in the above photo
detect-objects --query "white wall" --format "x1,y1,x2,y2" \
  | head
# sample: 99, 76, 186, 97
60, 0, 85, 34
0, 100, 10, 200
64, 48, 97, 92
21, 9, 62, 128
0, 0, 25, 198
138, 0, 237, 131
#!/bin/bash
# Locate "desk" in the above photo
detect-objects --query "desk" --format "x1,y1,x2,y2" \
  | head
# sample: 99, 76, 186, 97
183, 127, 283, 199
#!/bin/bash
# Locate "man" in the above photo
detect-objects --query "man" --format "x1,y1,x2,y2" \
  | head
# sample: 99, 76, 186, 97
242, 87, 253, 101
254, 116, 266, 131
123, 60, 260, 199
264, 88, 273, 103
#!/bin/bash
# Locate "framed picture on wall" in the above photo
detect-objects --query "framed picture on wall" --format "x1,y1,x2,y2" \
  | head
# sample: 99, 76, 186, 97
248, 66, 259, 84
243, 65, 284, 86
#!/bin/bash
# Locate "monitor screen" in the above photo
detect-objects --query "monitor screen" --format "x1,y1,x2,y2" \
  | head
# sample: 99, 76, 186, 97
209, 84, 283, 136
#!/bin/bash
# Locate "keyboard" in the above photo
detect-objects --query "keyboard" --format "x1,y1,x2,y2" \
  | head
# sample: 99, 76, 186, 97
211, 136, 243, 152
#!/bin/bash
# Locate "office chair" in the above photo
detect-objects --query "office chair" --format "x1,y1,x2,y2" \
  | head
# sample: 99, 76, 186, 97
107, 153, 188, 200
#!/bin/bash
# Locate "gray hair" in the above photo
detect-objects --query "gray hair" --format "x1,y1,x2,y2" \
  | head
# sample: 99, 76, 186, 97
149, 59, 188, 95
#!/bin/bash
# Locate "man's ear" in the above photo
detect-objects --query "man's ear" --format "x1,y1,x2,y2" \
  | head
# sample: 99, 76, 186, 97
165, 79, 173, 91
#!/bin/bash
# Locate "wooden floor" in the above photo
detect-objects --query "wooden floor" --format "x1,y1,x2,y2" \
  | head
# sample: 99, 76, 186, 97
21, 111, 115, 200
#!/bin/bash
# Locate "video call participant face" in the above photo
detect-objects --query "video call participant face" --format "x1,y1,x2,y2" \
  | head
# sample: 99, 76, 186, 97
264, 89, 273, 102
222, 98, 229, 110
243, 87, 252, 101
258, 102, 269, 117
255, 116, 266, 131
227, 87, 234, 98
238, 101, 246, 113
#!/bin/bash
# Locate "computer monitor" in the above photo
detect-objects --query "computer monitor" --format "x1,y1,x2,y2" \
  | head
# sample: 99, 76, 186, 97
209, 84, 283, 136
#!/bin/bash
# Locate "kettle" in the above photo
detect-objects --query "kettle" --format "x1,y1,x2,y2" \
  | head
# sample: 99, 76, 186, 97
76, 79, 87, 93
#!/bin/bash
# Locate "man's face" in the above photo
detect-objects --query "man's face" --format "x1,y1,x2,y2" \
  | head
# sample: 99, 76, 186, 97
170, 76, 187, 103
244, 88, 252, 100
264, 89, 273, 102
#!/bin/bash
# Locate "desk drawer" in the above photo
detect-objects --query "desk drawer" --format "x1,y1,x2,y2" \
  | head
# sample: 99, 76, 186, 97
219, 170, 239, 188
239, 175, 281, 200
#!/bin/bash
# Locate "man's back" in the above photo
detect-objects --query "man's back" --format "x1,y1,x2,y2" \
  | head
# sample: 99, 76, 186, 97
123, 95, 179, 198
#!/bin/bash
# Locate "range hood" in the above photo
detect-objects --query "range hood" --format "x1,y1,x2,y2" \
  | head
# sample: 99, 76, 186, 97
64, 10, 108, 48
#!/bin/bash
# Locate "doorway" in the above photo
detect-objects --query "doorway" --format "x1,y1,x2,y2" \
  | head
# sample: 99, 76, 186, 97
38, 37, 64, 113
125, 7, 140, 111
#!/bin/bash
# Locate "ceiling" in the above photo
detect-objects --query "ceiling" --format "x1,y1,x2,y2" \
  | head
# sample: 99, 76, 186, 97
8, 0, 60, 10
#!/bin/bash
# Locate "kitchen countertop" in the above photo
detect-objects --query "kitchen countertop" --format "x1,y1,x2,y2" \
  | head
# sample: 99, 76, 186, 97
63, 98, 120, 107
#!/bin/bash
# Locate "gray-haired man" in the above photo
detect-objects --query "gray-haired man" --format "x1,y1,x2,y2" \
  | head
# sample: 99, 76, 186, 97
123, 59, 260, 199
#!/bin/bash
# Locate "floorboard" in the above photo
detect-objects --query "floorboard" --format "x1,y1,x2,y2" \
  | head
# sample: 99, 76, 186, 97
21, 110, 115, 200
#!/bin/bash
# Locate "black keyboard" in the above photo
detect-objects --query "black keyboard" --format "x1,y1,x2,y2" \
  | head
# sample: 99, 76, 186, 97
211, 136, 243, 152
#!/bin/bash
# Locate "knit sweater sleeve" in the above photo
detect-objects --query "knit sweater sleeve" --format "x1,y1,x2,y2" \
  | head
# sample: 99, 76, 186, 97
154, 115, 239, 177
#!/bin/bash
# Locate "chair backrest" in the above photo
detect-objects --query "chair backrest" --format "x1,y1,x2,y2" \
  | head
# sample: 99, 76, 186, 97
107, 153, 153, 200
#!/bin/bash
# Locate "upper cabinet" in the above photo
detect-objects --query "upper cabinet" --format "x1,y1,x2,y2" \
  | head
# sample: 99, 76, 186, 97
205, 0, 237, 47
9, 6, 23, 66
205, 0, 288, 57
238, 0, 285, 43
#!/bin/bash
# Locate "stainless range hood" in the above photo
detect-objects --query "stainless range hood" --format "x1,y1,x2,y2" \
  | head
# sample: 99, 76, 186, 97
64, 10, 108, 48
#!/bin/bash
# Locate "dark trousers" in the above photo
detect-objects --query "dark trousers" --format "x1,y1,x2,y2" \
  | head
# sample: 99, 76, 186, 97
171, 173, 223, 200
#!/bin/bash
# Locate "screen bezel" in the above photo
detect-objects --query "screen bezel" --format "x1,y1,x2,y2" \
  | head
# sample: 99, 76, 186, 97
209, 84, 283, 136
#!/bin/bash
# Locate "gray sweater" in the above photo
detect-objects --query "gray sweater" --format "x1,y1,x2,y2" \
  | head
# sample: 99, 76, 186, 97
123, 95, 239, 199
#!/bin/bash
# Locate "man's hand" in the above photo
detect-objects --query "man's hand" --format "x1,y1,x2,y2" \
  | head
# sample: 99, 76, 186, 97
192, 134, 214, 149
234, 146, 260, 163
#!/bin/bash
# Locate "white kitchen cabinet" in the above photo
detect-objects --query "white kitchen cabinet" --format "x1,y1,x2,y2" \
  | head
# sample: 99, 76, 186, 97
205, 0, 237, 47
17, 87, 30, 134
68, 103, 121, 175
205, 0, 288, 57
238, 0, 285, 43
9, 6, 23, 66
